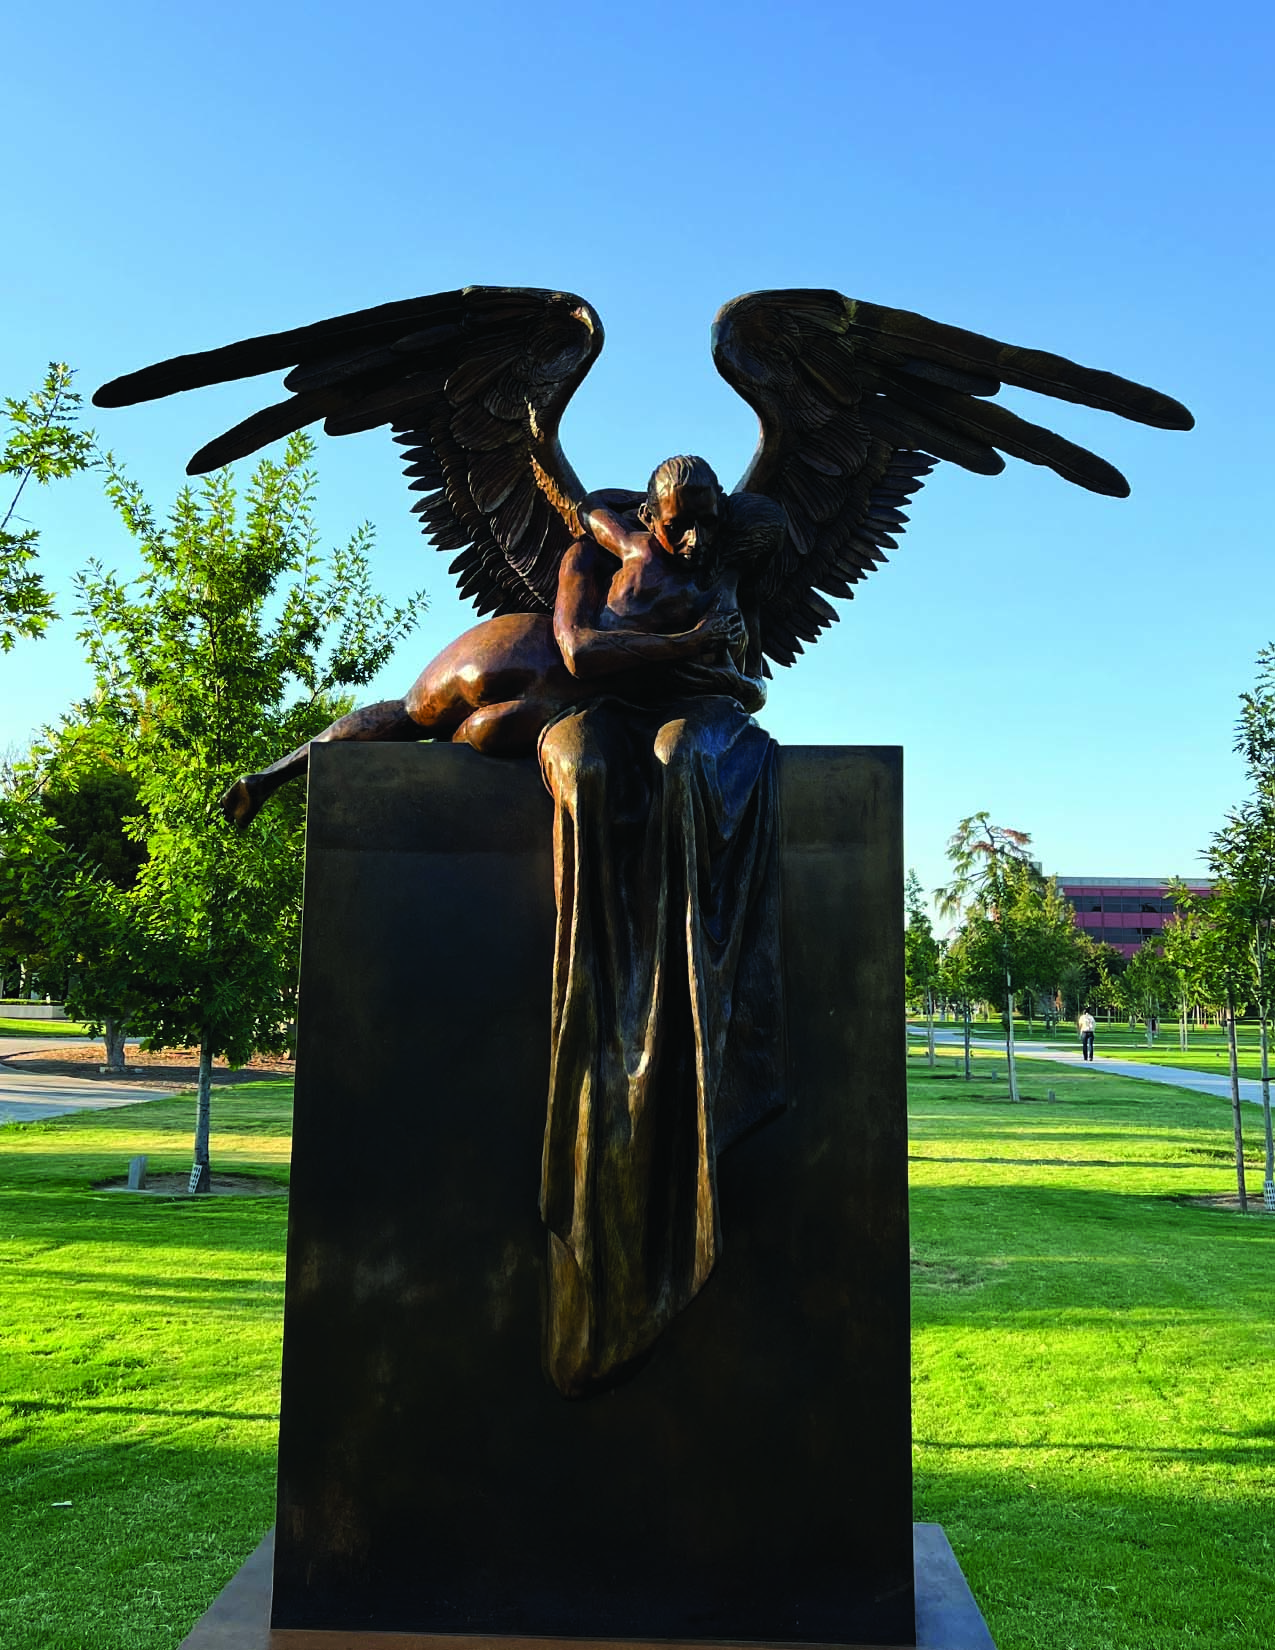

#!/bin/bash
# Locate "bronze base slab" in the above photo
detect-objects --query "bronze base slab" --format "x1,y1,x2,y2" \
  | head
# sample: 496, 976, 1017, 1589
178, 1526, 994, 1649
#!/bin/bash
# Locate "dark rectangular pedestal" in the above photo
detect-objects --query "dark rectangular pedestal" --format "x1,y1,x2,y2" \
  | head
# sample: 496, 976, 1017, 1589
178, 1525, 996, 1648
266, 744, 916, 1645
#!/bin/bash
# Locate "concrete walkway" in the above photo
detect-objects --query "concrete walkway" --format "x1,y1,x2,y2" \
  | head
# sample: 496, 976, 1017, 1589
910, 1026, 1270, 1107
0, 1034, 180, 1125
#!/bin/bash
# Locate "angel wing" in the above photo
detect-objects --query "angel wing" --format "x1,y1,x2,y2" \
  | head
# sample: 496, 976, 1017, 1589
712, 290, 1194, 668
94, 287, 604, 616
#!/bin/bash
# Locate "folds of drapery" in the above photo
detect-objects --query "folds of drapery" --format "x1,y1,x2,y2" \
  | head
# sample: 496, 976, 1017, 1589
538, 696, 785, 1397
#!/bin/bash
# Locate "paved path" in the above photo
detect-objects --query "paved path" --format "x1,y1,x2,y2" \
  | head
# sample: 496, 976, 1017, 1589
0, 1034, 179, 1126
910, 1026, 1270, 1107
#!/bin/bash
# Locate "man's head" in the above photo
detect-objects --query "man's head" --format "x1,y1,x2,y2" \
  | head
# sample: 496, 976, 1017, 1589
642, 455, 724, 565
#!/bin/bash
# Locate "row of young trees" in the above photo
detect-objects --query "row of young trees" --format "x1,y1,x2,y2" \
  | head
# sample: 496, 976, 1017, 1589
906, 645, 1275, 1211
1, 369, 423, 1187
905, 815, 1105, 1102
1151, 658, 1275, 1212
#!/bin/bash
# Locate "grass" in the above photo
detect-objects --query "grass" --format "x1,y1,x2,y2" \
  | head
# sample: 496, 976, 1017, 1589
921, 1015, 1275, 1083
3, 1061, 1273, 1648
0, 1086, 291, 1649
910, 1049, 1275, 1648
0, 1016, 90, 1038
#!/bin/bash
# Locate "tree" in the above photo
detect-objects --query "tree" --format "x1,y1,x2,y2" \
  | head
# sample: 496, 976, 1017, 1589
1121, 939, 1174, 1044
1160, 881, 1212, 1051
1059, 933, 1125, 1026
0, 724, 148, 1068
904, 870, 941, 1065
66, 433, 423, 1187
937, 936, 976, 1078
1003, 869, 1082, 1031
936, 813, 1037, 1101
1230, 645, 1275, 1206
1, 365, 96, 650
1208, 799, 1275, 1207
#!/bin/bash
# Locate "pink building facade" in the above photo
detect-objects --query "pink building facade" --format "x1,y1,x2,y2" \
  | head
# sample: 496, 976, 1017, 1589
1054, 875, 1214, 960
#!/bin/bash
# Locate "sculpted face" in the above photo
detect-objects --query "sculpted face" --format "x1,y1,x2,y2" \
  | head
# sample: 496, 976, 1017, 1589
650, 481, 720, 563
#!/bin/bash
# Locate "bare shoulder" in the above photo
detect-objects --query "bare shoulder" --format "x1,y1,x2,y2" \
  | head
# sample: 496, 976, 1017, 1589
555, 535, 617, 623
560, 533, 618, 579
581, 505, 648, 558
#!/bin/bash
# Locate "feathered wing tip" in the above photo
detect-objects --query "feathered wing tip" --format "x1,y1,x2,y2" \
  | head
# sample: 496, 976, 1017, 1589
93, 291, 470, 408
847, 297, 1194, 433
711, 288, 1192, 667
94, 287, 607, 617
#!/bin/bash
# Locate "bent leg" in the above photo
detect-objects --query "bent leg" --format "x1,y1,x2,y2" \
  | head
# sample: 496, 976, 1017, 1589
220, 699, 423, 828
452, 695, 574, 758
222, 613, 576, 828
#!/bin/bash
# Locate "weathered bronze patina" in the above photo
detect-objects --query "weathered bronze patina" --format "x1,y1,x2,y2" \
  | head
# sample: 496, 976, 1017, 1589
96, 287, 1193, 1395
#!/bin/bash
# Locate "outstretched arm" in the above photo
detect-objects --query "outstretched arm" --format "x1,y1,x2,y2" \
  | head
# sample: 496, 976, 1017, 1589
553, 539, 743, 679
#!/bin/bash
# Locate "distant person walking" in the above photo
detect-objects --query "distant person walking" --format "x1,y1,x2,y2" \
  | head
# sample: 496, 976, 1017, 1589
1078, 1009, 1096, 1063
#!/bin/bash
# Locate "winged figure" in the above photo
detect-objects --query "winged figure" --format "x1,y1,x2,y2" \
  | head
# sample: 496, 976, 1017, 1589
97, 289, 1191, 1396
95, 286, 1192, 827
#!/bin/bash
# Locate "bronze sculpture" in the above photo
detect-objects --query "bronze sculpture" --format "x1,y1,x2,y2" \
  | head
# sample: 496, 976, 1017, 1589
96, 287, 1192, 1395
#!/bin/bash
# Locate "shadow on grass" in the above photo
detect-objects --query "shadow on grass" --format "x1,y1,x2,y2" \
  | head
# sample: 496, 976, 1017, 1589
910, 1155, 1219, 1170
914, 1433, 1275, 1467
3, 1394, 279, 1423
11, 1266, 284, 1308
0, 1190, 290, 1265
12, 1264, 284, 1302
909, 1182, 1275, 1323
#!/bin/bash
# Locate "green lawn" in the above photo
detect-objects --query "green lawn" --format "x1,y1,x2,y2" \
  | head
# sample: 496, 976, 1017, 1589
3, 1066, 1273, 1648
909, 1050, 1275, 1648
0, 1087, 290, 1649
0, 1016, 90, 1038
922, 1015, 1275, 1083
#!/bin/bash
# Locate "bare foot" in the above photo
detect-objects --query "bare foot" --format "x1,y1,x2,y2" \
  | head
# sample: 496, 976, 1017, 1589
219, 774, 267, 828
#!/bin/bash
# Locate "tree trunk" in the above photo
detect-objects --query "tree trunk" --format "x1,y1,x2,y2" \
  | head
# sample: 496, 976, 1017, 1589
962, 1001, 972, 1079
191, 1035, 213, 1194
1261, 1010, 1274, 1210
1005, 972, 1020, 1103
925, 989, 935, 1067
1226, 988, 1247, 1214
102, 1016, 128, 1074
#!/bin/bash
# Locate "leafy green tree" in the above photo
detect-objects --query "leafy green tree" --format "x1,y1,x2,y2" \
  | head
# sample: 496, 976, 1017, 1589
937, 936, 976, 1078
1208, 799, 1275, 1205
1058, 933, 1124, 1028
1, 364, 96, 650
66, 433, 423, 1187
905, 869, 941, 1065
0, 724, 148, 1067
1160, 881, 1213, 1051
0, 857, 54, 1001
936, 813, 1038, 1101
1008, 870, 1081, 1031
1120, 940, 1174, 1044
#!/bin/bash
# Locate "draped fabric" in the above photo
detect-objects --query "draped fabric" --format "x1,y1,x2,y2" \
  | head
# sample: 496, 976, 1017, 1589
537, 695, 784, 1397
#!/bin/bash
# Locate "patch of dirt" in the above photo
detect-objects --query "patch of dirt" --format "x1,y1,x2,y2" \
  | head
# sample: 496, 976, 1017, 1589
1, 1044, 294, 1090
910, 1249, 1001, 1291
952, 1092, 1054, 1105
1175, 1193, 1274, 1215
94, 1171, 286, 1198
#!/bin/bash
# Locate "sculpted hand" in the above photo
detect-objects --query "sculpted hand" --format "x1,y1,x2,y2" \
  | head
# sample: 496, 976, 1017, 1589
669, 654, 766, 712
686, 609, 745, 660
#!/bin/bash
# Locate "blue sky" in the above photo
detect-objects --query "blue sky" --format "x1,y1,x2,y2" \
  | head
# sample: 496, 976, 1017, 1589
3, 0, 1271, 912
